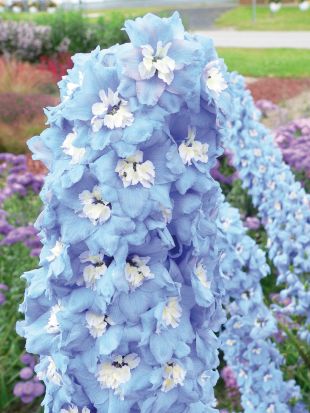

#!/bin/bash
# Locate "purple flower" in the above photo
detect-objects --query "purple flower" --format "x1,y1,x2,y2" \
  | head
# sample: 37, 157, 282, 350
255, 99, 278, 117
13, 377, 45, 404
20, 353, 35, 367
244, 216, 261, 230
221, 366, 238, 390
20, 367, 34, 380
274, 118, 310, 178
0, 283, 9, 305
0, 292, 6, 305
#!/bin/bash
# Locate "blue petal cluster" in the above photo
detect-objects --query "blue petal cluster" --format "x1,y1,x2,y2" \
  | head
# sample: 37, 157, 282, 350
223, 74, 310, 344
218, 201, 305, 413
17, 13, 232, 413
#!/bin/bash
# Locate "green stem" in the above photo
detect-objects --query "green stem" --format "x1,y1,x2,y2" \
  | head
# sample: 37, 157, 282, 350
278, 322, 310, 369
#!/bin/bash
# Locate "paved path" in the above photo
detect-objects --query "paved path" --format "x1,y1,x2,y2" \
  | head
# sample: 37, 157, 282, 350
76, 0, 237, 10
87, 6, 235, 30
193, 30, 310, 49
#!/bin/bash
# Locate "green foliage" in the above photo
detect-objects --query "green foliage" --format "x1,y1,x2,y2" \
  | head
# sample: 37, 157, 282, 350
0, 188, 42, 412
218, 48, 310, 78
95, 13, 129, 50
0, 243, 39, 412
34, 10, 100, 54
1, 8, 171, 57
216, 5, 310, 31
3, 191, 42, 227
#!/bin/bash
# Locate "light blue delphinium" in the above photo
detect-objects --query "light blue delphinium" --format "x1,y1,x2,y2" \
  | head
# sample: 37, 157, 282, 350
17, 12, 232, 413
224, 73, 310, 344
217, 201, 305, 413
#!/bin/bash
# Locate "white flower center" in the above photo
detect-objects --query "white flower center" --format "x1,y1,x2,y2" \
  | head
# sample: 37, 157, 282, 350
79, 251, 107, 289
64, 71, 84, 101
91, 89, 134, 132
37, 357, 62, 386
62, 129, 85, 164
85, 311, 114, 338
274, 201, 282, 211
125, 255, 153, 290
115, 150, 155, 188
60, 406, 90, 413
195, 262, 211, 289
97, 354, 140, 397
79, 186, 111, 225
139, 41, 176, 85
46, 240, 65, 262
239, 369, 247, 378
205, 63, 228, 95
267, 405, 275, 413
45, 303, 62, 334
178, 127, 209, 166
220, 217, 232, 230
161, 361, 186, 392
162, 297, 182, 328
160, 205, 172, 223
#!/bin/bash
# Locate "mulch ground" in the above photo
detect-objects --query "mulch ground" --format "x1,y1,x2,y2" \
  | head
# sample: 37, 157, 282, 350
247, 77, 310, 103
26, 153, 47, 175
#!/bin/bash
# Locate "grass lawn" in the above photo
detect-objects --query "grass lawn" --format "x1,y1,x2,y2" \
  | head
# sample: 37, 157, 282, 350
0, 6, 170, 22
216, 5, 310, 31
218, 48, 310, 77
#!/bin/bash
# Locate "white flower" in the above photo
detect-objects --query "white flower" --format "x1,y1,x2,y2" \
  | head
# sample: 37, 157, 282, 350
162, 297, 182, 328
115, 151, 155, 188
46, 240, 65, 262
267, 404, 275, 413
195, 262, 211, 289
45, 303, 62, 334
233, 321, 243, 329
37, 357, 62, 385
97, 354, 140, 397
249, 129, 258, 137
125, 255, 153, 290
274, 201, 282, 211
226, 339, 236, 347
239, 369, 247, 378
85, 311, 114, 338
79, 251, 107, 289
220, 217, 232, 230
79, 186, 111, 225
160, 205, 172, 224
91, 89, 134, 132
64, 71, 84, 100
60, 405, 90, 413
205, 62, 228, 94
254, 148, 262, 157
161, 361, 186, 392
60, 407, 78, 413
139, 41, 176, 85
178, 126, 209, 166
264, 374, 272, 382
295, 209, 303, 220
62, 129, 85, 164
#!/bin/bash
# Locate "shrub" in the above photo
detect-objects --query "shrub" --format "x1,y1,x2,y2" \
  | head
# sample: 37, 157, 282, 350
0, 93, 57, 153
38, 51, 73, 82
0, 19, 52, 61
0, 93, 55, 123
95, 12, 129, 49
34, 10, 130, 54
34, 10, 99, 54
0, 57, 55, 94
